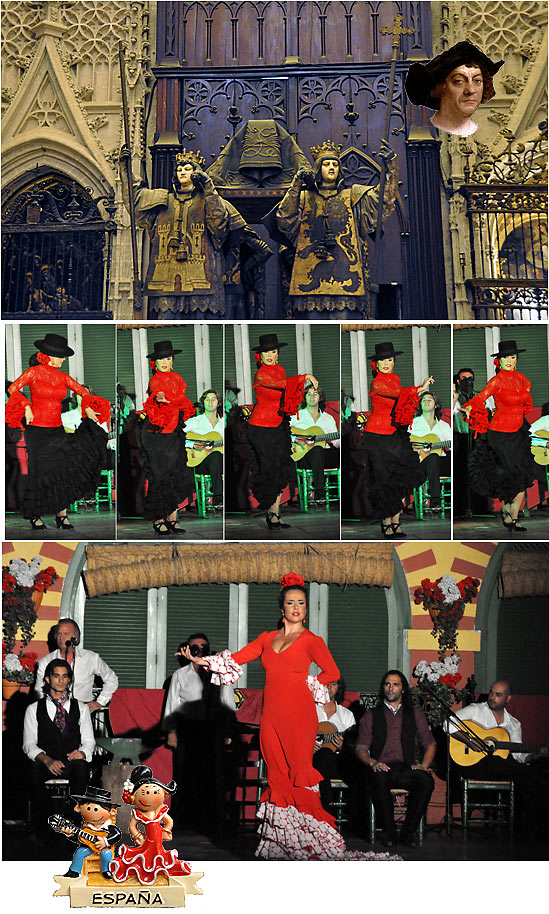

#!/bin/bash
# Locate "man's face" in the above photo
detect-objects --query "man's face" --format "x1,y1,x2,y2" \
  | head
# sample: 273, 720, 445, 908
327, 681, 339, 701
46, 665, 71, 697
383, 674, 403, 705
203, 393, 218, 413
76, 802, 113, 826
487, 682, 510, 713
439, 65, 483, 120
305, 388, 320, 409
320, 158, 339, 185
56, 622, 77, 651
421, 394, 436, 415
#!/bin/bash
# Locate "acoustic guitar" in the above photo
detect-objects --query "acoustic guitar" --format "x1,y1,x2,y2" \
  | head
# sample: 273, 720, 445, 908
290, 425, 340, 462
449, 721, 546, 767
315, 721, 340, 753
530, 431, 549, 466
185, 431, 224, 467
409, 433, 451, 462
48, 814, 110, 853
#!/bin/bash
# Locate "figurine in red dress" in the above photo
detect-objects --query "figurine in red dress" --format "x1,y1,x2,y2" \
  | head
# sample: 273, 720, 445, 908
109, 766, 191, 885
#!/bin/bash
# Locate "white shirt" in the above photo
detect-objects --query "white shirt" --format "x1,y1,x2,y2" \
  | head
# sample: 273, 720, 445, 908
292, 408, 340, 448
23, 696, 95, 762
35, 647, 119, 706
409, 415, 452, 443
184, 413, 224, 448
316, 703, 355, 733
447, 701, 527, 763
163, 663, 236, 729
529, 416, 549, 437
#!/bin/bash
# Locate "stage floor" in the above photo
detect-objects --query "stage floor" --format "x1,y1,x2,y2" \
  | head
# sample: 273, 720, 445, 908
224, 507, 340, 541
4, 508, 115, 540
342, 513, 451, 541
454, 509, 549, 541
117, 512, 223, 540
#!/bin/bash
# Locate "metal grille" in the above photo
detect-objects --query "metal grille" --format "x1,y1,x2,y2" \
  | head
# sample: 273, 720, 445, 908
1, 172, 116, 318
459, 123, 548, 321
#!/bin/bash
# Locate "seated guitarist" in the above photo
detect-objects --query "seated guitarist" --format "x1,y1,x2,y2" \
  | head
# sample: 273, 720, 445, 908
291, 387, 339, 502
409, 392, 451, 512
313, 678, 355, 815
448, 681, 547, 836
184, 389, 223, 507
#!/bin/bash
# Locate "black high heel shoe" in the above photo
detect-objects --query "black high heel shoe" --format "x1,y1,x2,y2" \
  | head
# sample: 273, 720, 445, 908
380, 522, 395, 538
30, 517, 47, 530
153, 520, 172, 536
511, 519, 527, 532
501, 510, 513, 532
166, 520, 186, 535
391, 522, 407, 538
56, 515, 74, 530
266, 511, 291, 530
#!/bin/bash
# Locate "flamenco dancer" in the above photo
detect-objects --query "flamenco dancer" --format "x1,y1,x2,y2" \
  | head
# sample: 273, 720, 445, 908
461, 339, 537, 533
110, 766, 191, 884
247, 333, 318, 531
184, 573, 399, 860
139, 340, 196, 535
5, 333, 110, 531
363, 341, 433, 537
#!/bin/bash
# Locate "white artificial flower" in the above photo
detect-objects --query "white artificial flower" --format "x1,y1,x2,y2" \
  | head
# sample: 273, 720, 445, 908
438, 574, 462, 603
123, 779, 134, 792
9, 558, 34, 588
414, 661, 428, 679
4, 653, 23, 672
29, 556, 43, 577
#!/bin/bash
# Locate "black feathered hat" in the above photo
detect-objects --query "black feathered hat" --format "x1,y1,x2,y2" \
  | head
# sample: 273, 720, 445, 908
490, 339, 526, 358
367, 341, 403, 361
126, 765, 177, 796
146, 340, 182, 360
251, 333, 288, 352
34, 333, 74, 358
405, 40, 504, 110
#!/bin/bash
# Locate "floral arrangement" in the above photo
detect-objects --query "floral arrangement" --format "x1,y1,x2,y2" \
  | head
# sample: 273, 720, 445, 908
413, 573, 480, 655
2, 557, 58, 682
412, 654, 465, 728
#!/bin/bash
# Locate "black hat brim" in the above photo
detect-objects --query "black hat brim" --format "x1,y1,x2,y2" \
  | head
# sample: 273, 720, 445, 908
367, 350, 404, 359
405, 41, 504, 110
34, 339, 74, 358
146, 348, 183, 359
490, 348, 526, 357
251, 342, 289, 352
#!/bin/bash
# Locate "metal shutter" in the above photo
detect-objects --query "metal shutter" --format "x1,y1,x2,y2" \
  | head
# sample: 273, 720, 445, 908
341, 331, 353, 402
453, 328, 488, 390
426, 326, 451, 409
116, 328, 136, 398
310, 325, 341, 401
165, 584, 231, 677
497, 595, 549, 693
247, 583, 281, 688
328, 585, 389, 691
83, 591, 148, 688
81, 325, 115, 400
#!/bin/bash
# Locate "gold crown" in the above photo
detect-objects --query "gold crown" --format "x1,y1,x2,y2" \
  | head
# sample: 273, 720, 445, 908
175, 148, 206, 169
310, 140, 342, 161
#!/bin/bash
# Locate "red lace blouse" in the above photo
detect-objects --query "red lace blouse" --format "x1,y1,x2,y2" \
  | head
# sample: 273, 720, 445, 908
141, 371, 196, 434
463, 370, 533, 434
364, 372, 420, 435
6, 364, 90, 428
248, 364, 307, 428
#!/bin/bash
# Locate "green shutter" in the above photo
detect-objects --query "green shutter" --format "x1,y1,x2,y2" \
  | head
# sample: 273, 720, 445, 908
341, 332, 353, 403
310, 325, 340, 401
497, 595, 549, 694
499, 327, 549, 406
207, 325, 224, 396
247, 584, 281, 688
116, 329, 136, 398
453, 328, 489, 390
165, 584, 231, 677
328, 585, 389, 691
225, 325, 237, 391
426, 327, 451, 409
81, 326, 115, 400
83, 591, 148, 688
365, 328, 414, 386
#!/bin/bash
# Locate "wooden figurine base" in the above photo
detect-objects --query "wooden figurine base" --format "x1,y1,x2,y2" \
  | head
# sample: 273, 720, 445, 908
53, 872, 203, 908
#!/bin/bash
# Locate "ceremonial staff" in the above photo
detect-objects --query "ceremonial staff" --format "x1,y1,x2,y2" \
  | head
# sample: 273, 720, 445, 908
118, 41, 143, 316
370, 14, 413, 319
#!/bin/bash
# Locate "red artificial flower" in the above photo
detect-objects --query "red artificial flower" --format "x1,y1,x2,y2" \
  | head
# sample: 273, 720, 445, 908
19, 652, 38, 671
280, 572, 305, 589
122, 789, 133, 804
2, 573, 17, 593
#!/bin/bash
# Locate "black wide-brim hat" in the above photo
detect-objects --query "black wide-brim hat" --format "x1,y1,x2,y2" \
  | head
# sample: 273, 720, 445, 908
146, 340, 183, 360
251, 333, 288, 353
34, 333, 74, 358
368, 341, 404, 361
70, 785, 121, 808
491, 339, 526, 358
127, 764, 177, 796
405, 40, 504, 110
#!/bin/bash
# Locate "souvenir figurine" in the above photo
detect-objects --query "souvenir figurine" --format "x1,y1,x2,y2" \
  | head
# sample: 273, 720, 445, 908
49, 786, 121, 880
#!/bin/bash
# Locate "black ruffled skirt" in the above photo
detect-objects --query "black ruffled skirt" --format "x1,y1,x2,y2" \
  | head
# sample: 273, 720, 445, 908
139, 428, 194, 520
468, 421, 536, 503
363, 426, 426, 518
247, 420, 295, 510
22, 420, 108, 519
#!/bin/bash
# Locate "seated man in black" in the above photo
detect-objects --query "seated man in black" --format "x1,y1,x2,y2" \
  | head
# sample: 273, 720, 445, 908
23, 659, 94, 838
355, 669, 436, 847
313, 677, 356, 815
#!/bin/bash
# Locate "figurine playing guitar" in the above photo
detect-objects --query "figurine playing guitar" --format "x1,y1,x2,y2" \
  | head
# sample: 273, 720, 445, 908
49, 786, 121, 880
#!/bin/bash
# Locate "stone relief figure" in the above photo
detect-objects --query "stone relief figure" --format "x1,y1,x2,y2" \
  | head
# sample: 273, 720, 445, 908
268, 140, 397, 319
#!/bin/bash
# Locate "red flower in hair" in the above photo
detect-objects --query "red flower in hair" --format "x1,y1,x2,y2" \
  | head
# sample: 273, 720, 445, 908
370, 360, 377, 371
254, 352, 262, 364
280, 573, 305, 589
37, 352, 50, 365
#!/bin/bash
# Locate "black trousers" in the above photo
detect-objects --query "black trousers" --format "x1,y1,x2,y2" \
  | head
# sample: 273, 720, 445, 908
366, 761, 434, 836
197, 450, 223, 500
30, 757, 89, 831
296, 446, 339, 494
456, 756, 545, 832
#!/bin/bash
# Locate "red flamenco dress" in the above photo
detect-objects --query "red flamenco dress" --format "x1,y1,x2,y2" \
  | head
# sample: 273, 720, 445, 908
110, 805, 191, 884
362, 371, 426, 518
139, 370, 196, 520
463, 370, 536, 503
247, 362, 306, 509
206, 633, 399, 861
5, 362, 110, 519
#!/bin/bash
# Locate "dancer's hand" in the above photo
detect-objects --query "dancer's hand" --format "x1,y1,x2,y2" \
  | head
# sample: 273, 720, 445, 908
460, 405, 472, 418
418, 376, 434, 394
181, 645, 210, 667
25, 405, 34, 423
84, 407, 99, 422
306, 374, 319, 389
155, 391, 170, 403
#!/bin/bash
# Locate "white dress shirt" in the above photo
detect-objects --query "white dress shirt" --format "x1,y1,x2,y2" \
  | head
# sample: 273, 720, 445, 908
23, 696, 95, 762
35, 647, 119, 706
292, 408, 340, 448
409, 415, 452, 443
184, 413, 224, 448
447, 701, 527, 763
163, 663, 236, 729
316, 703, 356, 733
529, 415, 549, 437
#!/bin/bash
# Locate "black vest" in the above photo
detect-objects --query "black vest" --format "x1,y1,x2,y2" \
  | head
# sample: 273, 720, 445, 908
36, 697, 81, 759
370, 702, 418, 765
